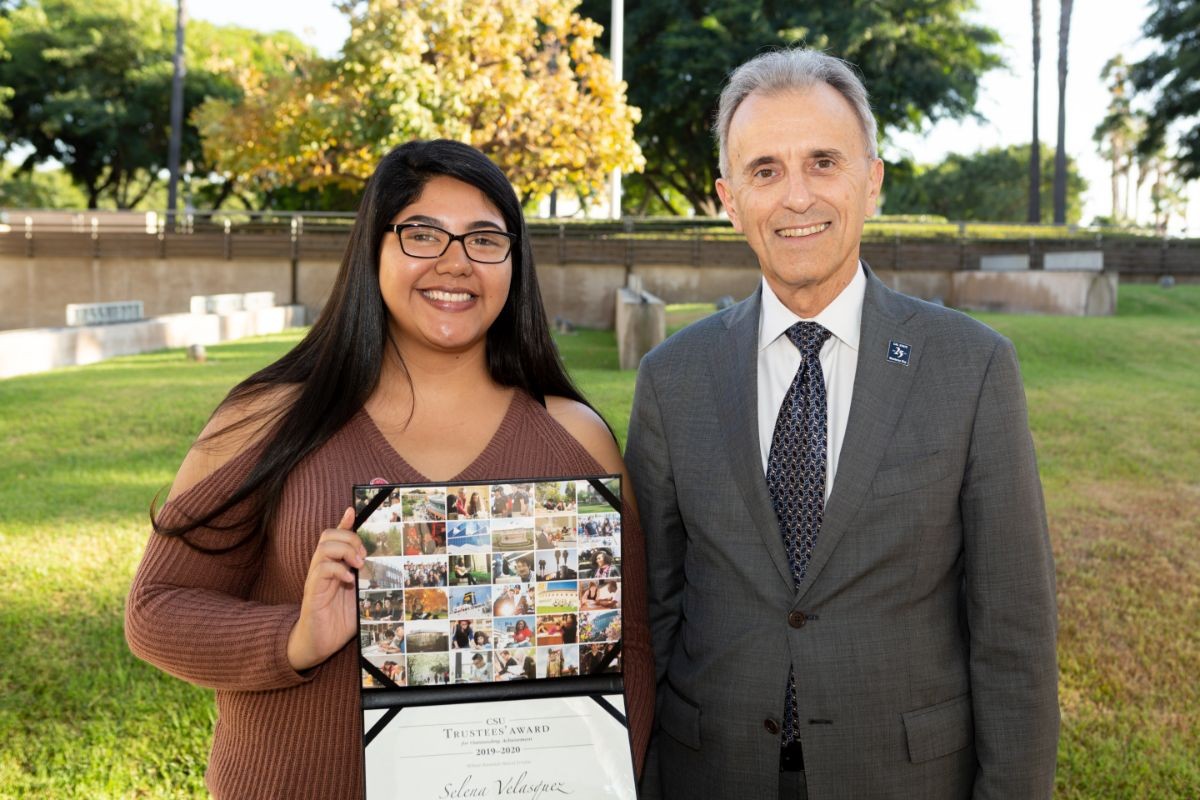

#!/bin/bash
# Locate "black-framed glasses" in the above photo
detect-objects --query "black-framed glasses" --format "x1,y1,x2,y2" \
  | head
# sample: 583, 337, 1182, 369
386, 223, 516, 264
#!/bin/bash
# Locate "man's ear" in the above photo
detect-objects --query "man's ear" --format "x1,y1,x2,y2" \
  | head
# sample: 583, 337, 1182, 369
716, 177, 743, 232
865, 158, 884, 216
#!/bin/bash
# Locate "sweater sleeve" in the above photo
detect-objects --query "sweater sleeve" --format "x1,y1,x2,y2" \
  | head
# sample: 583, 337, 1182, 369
124, 449, 314, 692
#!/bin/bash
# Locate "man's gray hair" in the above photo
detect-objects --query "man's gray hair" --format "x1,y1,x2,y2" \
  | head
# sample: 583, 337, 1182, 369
714, 49, 878, 178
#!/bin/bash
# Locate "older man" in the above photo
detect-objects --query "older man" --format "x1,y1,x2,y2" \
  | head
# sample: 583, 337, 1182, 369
626, 49, 1059, 799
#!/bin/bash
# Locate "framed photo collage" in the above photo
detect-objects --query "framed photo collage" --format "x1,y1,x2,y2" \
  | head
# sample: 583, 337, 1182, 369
352, 476, 624, 692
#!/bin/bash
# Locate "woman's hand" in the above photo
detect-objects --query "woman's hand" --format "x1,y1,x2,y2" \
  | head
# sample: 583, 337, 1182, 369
287, 508, 365, 671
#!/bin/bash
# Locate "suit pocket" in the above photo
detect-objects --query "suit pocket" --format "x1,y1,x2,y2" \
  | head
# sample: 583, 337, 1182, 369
659, 680, 702, 751
872, 451, 953, 497
902, 693, 973, 764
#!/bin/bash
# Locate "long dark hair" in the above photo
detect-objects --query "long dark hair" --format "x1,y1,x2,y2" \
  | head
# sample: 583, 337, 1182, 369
156, 139, 592, 552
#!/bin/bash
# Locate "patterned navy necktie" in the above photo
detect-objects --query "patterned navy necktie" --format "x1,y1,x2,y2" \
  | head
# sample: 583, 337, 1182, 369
766, 321, 832, 746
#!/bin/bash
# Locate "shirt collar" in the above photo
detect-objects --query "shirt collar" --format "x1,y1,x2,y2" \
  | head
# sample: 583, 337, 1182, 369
758, 263, 865, 353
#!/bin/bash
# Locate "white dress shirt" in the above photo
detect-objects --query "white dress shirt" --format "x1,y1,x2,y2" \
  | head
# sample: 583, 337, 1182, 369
757, 265, 865, 500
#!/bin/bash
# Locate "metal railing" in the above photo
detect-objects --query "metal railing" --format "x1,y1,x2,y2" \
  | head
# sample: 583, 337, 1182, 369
0, 209, 1195, 277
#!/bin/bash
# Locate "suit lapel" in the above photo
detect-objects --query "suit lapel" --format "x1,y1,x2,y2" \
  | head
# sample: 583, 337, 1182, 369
710, 289, 795, 588
797, 267, 925, 601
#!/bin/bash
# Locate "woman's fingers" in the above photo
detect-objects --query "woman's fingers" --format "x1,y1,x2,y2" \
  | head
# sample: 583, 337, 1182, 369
312, 537, 364, 570
310, 557, 357, 585
311, 509, 366, 568
287, 508, 367, 671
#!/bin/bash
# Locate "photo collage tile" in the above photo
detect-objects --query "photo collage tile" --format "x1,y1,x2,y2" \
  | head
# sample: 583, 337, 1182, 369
355, 477, 624, 689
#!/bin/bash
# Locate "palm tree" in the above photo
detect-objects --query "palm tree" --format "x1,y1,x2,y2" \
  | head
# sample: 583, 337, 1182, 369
1029, 0, 1042, 223
1053, 0, 1073, 224
1094, 56, 1136, 223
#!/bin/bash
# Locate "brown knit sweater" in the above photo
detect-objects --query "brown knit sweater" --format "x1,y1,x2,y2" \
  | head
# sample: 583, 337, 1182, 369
125, 390, 654, 799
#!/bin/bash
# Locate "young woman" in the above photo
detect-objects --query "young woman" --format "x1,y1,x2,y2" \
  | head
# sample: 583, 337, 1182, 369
593, 549, 621, 578
125, 140, 652, 799
451, 619, 474, 649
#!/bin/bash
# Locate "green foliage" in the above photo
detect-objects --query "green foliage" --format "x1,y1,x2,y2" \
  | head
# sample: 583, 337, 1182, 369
0, 163, 87, 208
0, 15, 12, 120
619, 176, 693, 217
1132, 0, 1200, 180
194, 1, 642, 210
0, 0, 309, 210
1093, 56, 1140, 223
1, 0, 182, 208
883, 144, 1086, 223
579, 0, 1002, 215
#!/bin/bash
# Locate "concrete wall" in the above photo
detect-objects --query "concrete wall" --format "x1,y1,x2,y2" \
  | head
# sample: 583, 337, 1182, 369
0, 305, 306, 379
632, 263, 762, 306
0, 252, 1123, 338
0, 255, 294, 330
536, 263, 628, 329
872, 270, 956, 306
297, 259, 341, 323
952, 270, 1118, 316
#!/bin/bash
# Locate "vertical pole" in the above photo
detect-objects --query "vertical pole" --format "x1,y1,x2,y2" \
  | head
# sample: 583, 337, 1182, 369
166, 0, 187, 228
290, 216, 302, 306
609, 0, 624, 221
1028, 0, 1041, 223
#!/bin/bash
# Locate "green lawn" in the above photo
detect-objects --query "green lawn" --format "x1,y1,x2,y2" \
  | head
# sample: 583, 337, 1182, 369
1, 285, 1197, 797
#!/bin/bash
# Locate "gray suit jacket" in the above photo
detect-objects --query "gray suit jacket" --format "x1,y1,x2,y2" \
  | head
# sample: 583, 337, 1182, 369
626, 268, 1058, 799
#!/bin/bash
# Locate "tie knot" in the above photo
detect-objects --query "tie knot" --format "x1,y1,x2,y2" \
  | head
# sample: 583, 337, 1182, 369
785, 321, 831, 358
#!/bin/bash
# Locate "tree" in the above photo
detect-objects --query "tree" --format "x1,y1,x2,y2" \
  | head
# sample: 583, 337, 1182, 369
0, 15, 13, 121
883, 144, 1086, 223
1132, 124, 1157, 221
1094, 57, 1137, 221
1149, 154, 1189, 232
178, 22, 319, 210
195, 0, 643, 208
0, 163, 87, 208
580, 0, 1002, 215
0, 0, 200, 208
1028, 0, 1042, 222
1132, 0, 1200, 181
1093, 56, 1139, 223
0, 0, 305, 209
1052, 0, 1073, 223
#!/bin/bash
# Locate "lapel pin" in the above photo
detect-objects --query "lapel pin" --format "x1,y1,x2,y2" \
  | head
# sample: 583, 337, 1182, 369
887, 340, 911, 366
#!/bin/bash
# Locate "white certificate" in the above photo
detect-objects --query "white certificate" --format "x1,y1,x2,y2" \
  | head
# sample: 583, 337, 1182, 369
363, 695, 637, 800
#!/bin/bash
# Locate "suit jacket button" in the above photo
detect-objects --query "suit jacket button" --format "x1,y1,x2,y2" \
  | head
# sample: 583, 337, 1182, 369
764, 718, 781, 735
788, 610, 807, 628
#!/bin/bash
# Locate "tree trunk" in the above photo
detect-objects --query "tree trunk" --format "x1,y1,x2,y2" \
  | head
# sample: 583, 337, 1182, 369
1134, 166, 1147, 222
126, 172, 159, 210
645, 177, 681, 217
1123, 160, 1132, 222
1111, 162, 1120, 222
209, 180, 235, 211
1053, 0, 1073, 224
1029, 0, 1041, 223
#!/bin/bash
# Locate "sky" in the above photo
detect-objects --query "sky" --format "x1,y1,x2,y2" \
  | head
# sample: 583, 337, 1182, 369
192, 0, 1196, 232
